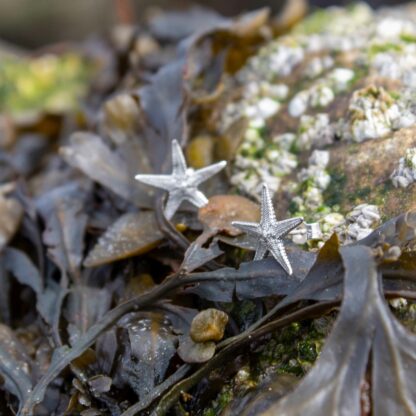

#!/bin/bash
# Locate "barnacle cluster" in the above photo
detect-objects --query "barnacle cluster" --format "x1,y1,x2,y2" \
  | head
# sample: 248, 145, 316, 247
346, 86, 416, 142
391, 147, 416, 188
319, 203, 381, 245
290, 150, 331, 221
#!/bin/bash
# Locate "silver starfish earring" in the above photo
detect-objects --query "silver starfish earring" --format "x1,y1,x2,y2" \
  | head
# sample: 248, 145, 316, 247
232, 183, 303, 275
135, 139, 227, 219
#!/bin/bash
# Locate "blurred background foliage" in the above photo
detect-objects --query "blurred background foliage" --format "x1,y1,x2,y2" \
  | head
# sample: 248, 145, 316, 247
0, 0, 409, 48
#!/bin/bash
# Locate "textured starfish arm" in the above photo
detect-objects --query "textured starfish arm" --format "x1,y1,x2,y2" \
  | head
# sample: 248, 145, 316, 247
187, 190, 209, 208
275, 217, 304, 238
134, 174, 175, 191
268, 239, 293, 275
192, 161, 227, 185
171, 139, 188, 175
164, 191, 184, 219
253, 241, 268, 261
231, 220, 260, 236
260, 184, 277, 225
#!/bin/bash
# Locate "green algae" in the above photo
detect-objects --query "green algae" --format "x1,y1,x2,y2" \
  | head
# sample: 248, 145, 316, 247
400, 33, 416, 43
202, 387, 234, 416
257, 320, 328, 377
0, 53, 92, 116
201, 317, 333, 415
292, 9, 331, 35
369, 42, 403, 56
323, 169, 347, 208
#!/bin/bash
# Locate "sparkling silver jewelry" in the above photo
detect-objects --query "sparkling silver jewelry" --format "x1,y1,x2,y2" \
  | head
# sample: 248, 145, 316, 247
135, 139, 227, 219
232, 183, 303, 275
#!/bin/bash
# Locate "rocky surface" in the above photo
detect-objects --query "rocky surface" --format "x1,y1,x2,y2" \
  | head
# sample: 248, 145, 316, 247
200, 2, 416, 246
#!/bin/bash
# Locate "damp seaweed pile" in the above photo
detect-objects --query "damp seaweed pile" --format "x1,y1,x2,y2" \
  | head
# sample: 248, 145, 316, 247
1, 2, 416, 415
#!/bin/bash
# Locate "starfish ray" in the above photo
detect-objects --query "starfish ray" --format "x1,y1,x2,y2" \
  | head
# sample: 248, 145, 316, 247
232, 184, 303, 275
135, 139, 226, 219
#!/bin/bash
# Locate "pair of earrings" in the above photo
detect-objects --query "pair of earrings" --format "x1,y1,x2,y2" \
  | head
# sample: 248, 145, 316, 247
135, 140, 307, 275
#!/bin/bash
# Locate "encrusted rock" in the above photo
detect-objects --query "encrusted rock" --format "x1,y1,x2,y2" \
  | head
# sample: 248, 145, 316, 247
304, 56, 334, 79
298, 150, 331, 190
320, 213, 346, 236
343, 203, 381, 243
291, 150, 331, 217
391, 147, 416, 188
348, 86, 415, 142
289, 68, 354, 118
217, 2, 416, 231
297, 114, 334, 149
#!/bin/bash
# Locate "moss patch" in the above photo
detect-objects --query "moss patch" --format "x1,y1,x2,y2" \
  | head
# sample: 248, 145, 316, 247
0, 54, 92, 116
323, 169, 347, 208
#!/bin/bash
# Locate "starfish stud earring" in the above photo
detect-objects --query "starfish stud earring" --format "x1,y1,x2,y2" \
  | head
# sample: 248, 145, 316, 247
135, 139, 227, 219
232, 184, 303, 275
